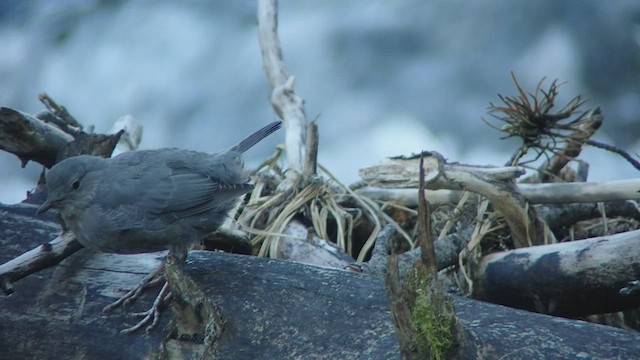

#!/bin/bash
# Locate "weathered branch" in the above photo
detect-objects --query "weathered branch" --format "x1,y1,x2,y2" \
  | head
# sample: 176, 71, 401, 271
360, 152, 545, 247
0, 107, 74, 168
518, 180, 640, 203
356, 179, 640, 205
0, 231, 81, 295
38, 92, 83, 130
257, 0, 306, 176
0, 105, 129, 168
355, 187, 464, 206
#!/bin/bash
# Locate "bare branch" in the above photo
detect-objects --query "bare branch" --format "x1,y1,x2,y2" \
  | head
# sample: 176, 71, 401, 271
0, 232, 82, 295
257, 0, 307, 176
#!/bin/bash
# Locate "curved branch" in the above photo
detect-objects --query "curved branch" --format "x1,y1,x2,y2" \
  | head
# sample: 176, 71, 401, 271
257, 0, 307, 176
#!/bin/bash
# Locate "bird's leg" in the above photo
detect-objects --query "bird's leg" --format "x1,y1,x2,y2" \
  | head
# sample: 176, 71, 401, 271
107, 249, 187, 334
105, 249, 187, 334
103, 262, 165, 312
104, 261, 175, 334
120, 280, 173, 335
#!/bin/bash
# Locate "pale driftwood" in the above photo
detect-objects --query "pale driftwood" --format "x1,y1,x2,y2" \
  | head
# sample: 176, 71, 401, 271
257, 0, 306, 177
518, 180, 640, 203
359, 155, 525, 189
357, 179, 640, 207
361, 153, 545, 248
272, 220, 353, 268
474, 229, 640, 317
108, 115, 143, 156
0, 231, 81, 295
355, 187, 464, 206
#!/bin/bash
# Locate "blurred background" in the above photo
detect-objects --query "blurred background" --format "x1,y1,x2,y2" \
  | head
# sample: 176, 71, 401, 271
1, 0, 639, 204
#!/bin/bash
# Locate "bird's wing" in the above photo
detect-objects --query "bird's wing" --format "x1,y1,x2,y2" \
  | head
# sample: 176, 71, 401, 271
160, 173, 253, 218
100, 163, 174, 214
105, 150, 253, 220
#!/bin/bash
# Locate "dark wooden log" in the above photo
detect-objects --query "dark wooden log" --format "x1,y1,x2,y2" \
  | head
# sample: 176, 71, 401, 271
453, 290, 640, 359
0, 106, 123, 169
474, 230, 640, 317
0, 202, 399, 358
2, 202, 640, 359
0, 107, 72, 168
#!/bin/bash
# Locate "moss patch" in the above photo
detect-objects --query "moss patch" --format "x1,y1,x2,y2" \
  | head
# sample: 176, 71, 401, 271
406, 265, 455, 359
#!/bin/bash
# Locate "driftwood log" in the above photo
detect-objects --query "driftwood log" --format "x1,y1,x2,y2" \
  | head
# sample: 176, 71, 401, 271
474, 230, 640, 317
2, 202, 640, 359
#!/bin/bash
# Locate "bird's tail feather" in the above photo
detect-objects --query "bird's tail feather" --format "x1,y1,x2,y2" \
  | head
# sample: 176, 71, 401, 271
232, 121, 282, 153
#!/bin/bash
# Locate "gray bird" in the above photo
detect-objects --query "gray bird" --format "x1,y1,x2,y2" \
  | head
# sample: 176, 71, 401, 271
38, 121, 280, 259
36, 121, 281, 333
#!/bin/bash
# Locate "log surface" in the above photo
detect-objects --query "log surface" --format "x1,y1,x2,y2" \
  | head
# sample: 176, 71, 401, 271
2, 202, 640, 359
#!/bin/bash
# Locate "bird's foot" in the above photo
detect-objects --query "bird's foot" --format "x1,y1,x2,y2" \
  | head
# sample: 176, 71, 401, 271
103, 263, 172, 334
103, 263, 165, 312
120, 281, 172, 335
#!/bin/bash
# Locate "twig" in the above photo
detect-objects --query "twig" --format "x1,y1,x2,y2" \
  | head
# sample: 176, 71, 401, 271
585, 139, 640, 171
0, 232, 82, 294
38, 93, 82, 130
304, 120, 319, 177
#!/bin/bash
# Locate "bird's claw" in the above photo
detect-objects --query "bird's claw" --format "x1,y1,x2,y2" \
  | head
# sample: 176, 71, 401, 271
120, 281, 172, 335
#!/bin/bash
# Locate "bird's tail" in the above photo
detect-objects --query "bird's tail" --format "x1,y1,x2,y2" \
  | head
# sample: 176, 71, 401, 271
232, 121, 282, 153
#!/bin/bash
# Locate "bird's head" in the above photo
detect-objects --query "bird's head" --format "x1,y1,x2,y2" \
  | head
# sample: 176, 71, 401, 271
37, 155, 107, 216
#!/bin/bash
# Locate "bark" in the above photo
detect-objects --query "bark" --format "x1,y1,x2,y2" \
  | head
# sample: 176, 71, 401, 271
0, 107, 73, 168
2, 202, 640, 359
356, 179, 640, 206
474, 230, 640, 317
0, 106, 134, 169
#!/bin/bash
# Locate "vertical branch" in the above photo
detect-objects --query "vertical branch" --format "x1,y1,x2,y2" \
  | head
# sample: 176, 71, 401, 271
304, 120, 318, 177
257, 0, 307, 178
418, 155, 438, 278
384, 253, 418, 359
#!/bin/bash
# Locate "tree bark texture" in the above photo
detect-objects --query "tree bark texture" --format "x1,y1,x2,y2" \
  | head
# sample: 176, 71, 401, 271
2, 202, 640, 359
474, 230, 640, 317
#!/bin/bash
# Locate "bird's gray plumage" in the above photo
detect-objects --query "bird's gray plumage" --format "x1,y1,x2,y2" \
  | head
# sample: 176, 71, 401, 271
39, 121, 281, 256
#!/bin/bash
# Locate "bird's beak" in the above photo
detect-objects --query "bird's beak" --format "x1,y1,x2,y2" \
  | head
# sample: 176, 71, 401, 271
37, 200, 54, 215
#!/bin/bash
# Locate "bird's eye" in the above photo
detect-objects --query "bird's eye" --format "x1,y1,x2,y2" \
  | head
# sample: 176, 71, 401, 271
71, 180, 80, 190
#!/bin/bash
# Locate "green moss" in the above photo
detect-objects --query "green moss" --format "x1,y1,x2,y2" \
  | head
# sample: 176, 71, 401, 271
406, 265, 455, 360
